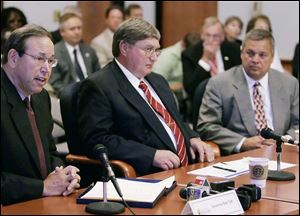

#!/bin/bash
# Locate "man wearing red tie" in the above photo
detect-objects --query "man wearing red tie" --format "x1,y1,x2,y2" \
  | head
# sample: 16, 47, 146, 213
77, 18, 214, 176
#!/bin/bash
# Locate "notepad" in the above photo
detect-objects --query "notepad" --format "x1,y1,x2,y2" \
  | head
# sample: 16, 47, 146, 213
77, 176, 176, 208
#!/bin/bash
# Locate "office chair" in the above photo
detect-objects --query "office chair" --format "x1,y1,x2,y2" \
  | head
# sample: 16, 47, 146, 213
59, 82, 136, 187
192, 78, 209, 130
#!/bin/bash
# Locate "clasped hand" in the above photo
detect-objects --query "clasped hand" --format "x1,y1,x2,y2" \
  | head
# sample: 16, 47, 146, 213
43, 165, 81, 197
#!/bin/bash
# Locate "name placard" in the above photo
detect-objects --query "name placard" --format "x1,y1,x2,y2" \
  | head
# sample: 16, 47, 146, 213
181, 190, 244, 215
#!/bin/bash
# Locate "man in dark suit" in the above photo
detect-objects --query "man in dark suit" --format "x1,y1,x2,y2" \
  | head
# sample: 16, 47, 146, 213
49, 13, 100, 96
182, 16, 241, 100
1, 24, 80, 205
77, 18, 214, 176
292, 43, 299, 80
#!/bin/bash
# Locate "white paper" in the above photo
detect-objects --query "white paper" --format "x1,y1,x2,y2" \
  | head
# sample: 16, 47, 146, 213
81, 176, 175, 203
188, 158, 296, 179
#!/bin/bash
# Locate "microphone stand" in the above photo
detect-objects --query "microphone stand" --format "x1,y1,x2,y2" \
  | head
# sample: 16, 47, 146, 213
85, 170, 125, 214
267, 140, 295, 181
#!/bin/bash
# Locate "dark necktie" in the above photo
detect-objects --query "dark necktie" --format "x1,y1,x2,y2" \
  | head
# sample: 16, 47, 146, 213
253, 82, 268, 134
139, 81, 188, 166
73, 49, 85, 81
24, 97, 47, 179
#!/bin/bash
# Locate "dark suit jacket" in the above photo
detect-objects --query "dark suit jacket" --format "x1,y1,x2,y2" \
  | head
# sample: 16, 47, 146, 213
292, 43, 299, 79
49, 41, 100, 96
77, 60, 199, 176
182, 40, 241, 99
1, 69, 64, 205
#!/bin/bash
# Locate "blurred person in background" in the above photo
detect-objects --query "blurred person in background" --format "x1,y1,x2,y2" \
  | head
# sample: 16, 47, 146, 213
224, 15, 243, 47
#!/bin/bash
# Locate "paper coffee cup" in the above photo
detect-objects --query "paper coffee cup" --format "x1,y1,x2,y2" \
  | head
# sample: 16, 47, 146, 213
249, 157, 269, 188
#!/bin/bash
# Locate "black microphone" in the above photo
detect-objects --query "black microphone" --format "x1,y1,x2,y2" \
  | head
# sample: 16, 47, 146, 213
261, 127, 299, 145
93, 144, 123, 197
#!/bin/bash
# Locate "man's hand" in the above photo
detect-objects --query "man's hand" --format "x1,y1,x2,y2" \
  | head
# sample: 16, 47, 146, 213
43, 165, 80, 197
190, 138, 215, 163
153, 150, 181, 170
241, 136, 275, 152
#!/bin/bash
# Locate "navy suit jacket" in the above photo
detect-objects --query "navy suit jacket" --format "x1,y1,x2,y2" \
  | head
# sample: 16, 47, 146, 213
182, 40, 241, 99
77, 60, 199, 176
1, 69, 63, 205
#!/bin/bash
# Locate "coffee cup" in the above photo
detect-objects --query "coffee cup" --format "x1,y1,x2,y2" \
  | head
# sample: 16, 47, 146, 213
249, 157, 269, 188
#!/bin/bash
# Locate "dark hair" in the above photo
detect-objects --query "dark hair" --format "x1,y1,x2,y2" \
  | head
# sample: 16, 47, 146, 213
2, 24, 53, 64
125, 4, 142, 17
1, 7, 27, 31
183, 32, 200, 48
112, 18, 160, 57
225, 16, 243, 30
242, 29, 275, 55
246, 14, 272, 33
105, 5, 124, 19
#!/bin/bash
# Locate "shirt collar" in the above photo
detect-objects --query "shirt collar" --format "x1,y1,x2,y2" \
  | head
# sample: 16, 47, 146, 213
242, 67, 269, 90
64, 42, 80, 53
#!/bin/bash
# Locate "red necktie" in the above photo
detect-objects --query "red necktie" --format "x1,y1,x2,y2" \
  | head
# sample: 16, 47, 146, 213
209, 58, 218, 77
253, 82, 268, 134
139, 81, 188, 166
24, 97, 48, 179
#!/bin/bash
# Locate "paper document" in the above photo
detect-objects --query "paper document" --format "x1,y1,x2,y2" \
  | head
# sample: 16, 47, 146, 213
78, 176, 176, 208
188, 158, 296, 179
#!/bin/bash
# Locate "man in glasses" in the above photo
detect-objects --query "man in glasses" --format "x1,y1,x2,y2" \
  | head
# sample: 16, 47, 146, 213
197, 29, 299, 156
77, 18, 215, 176
1, 24, 81, 205
182, 16, 241, 108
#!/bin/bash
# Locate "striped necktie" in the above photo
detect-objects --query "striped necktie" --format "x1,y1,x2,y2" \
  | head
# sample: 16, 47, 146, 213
139, 81, 188, 166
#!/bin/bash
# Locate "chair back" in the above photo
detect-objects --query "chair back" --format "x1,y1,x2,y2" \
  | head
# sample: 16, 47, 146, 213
192, 78, 209, 130
59, 82, 82, 154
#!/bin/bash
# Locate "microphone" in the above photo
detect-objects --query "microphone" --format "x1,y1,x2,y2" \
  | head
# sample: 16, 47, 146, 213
93, 144, 123, 197
261, 127, 299, 145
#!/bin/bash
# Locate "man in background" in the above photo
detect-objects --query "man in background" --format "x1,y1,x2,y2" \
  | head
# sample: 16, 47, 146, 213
1, 24, 80, 205
197, 29, 299, 156
49, 13, 100, 96
90, 5, 124, 68
125, 4, 143, 19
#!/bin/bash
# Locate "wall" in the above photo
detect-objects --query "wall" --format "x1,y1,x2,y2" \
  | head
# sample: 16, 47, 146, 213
218, 1, 299, 60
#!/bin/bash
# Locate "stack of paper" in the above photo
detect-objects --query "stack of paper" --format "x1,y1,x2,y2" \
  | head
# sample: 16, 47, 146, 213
188, 158, 296, 179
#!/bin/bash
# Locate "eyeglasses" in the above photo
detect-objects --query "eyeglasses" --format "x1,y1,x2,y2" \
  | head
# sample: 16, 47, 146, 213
137, 46, 162, 57
243, 50, 270, 60
202, 33, 222, 41
23, 52, 58, 68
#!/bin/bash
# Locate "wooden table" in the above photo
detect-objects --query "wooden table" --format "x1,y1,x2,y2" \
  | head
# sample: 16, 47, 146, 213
2, 144, 299, 215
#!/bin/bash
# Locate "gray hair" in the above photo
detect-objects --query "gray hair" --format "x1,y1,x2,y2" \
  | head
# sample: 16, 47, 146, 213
242, 29, 275, 54
112, 18, 161, 57
2, 24, 52, 64
201, 16, 224, 33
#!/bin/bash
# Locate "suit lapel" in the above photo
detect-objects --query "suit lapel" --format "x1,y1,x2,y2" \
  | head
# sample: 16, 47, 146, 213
268, 72, 285, 133
2, 72, 41, 171
60, 43, 78, 80
233, 67, 257, 135
112, 63, 176, 151
79, 43, 92, 76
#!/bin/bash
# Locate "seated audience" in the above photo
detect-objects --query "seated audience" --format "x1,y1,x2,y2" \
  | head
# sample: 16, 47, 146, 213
90, 5, 124, 68
77, 18, 214, 176
1, 24, 80, 205
224, 15, 243, 46
197, 29, 299, 156
292, 43, 299, 79
49, 13, 100, 96
182, 16, 241, 101
246, 14, 285, 72
125, 3, 144, 19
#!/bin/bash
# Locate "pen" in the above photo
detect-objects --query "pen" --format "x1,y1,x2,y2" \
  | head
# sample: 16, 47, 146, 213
212, 165, 237, 173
